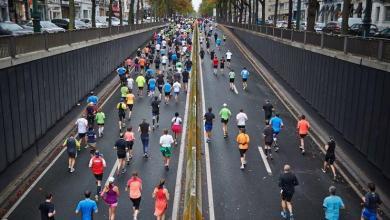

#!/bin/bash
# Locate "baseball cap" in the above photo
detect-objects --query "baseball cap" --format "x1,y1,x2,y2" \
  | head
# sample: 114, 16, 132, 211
223, 103, 227, 107
108, 177, 115, 183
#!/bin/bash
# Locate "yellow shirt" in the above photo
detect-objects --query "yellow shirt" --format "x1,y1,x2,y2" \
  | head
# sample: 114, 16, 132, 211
126, 93, 135, 105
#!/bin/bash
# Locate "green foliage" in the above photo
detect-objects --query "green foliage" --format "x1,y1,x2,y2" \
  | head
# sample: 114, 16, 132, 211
199, 0, 216, 16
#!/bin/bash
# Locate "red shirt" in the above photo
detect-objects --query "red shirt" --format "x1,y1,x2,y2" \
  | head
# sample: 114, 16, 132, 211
89, 156, 106, 174
213, 58, 218, 66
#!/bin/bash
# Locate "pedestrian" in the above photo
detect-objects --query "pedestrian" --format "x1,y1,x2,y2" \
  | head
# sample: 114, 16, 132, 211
172, 81, 181, 103
204, 107, 215, 143
160, 129, 175, 170
220, 57, 225, 73
87, 91, 99, 105
101, 177, 119, 220
163, 81, 172, 104
75, 115, 88, 148
279, 164, 299, 220
182, 69, 189, 92
86, 102, 97, 127
236, 109, 248, 129
114, 134, 127, 175
117, 66, 127, 83
262, 100, 274, 123
228, 68, 235, 90
216, 38, 222, 50
226, 50, 232, 67
151, 96, 161, 130
270, 113, 284, 152
120, 83, 129, 99
214, 32, 218, 42
210, 49, 215, 60
323, 186, 345, 220
361, 183, 382, 220
240, 67, 249, 90
75, 190, 98, 220
322, 136, 337, 181
200, 47, 205, 59
124, 127, 135, 164
236, 128, 250, 170
63, 132, 80, 173
138, 119, 151, 158
39, 193, 56, 220
86, 126, 97, 156
153, 179, 169, 220
297, 114, 310, 155
126, 90, 135, 120
219, 103, 232, 138
126, 172, 142, 220
116, 98, 127, 131
95, 108, 106, 137
263, 120, 274, 160
89, 151, 106, 201
212, 56, 219, 75
156, 73, 165, 99
154, 55, 161, 70
171, 112, 183, 145
135, 74, 146, 96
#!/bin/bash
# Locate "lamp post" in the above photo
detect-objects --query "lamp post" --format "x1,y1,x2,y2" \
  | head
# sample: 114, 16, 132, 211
296, 0, 302, 29
32, 0, 41, 32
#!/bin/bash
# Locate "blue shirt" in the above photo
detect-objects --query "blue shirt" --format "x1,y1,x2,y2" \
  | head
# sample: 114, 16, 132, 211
87, 95, 98, 104
270, 116, 283, 132
149, 78, 156, 89
75, 198, 97, 220
164, 83, 172, 93
172, 54, 177, 61
117, 67, 126, 76
146, 68, 155, 77
241, 69, 249, 79
216, 38, 222, 45
323, 195, 344, 220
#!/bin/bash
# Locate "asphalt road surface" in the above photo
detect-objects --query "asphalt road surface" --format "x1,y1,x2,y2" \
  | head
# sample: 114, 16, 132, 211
200, 26, 362, 219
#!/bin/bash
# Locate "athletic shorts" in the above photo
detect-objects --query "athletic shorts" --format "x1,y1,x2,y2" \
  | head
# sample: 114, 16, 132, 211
165, 92, 171, 96
183, 79, 188, 83
299, 133, 307, 138
205, 123, 213, 132
325, 154, 335, 164
362, 208, 378, 220
273, 131, 280, 136
239, 149, 247, 157
237, 125, 245, 129
117, 153, 126, 159
265, 141, 273, 146
213, 65, 218, 69
138, 87, 144, 90
174, 91, 179, 96
126, 141, 134, 150
158, 85, 163, 92
227, 59, 231, 62
97, 123, 105, 126
127, 104, 134, 111
160, 146, 172, 157
78, 133, 86, 139
118, 112, 126, 121
68, 151, 76, 158
229, 78, 235, 83
94, 173, 103, 181
281, 191, 294, 202
242, 78, 248, 82
130, 197, 142, 209
221, 118, 229, 124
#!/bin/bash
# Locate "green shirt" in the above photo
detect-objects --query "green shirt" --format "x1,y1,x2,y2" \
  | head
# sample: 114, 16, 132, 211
229, 71, 235, 79
136, 75, 146, 87
120, 86, 128, 97
176, 62, 183, 68
219, 107, 231, 120
95, 112, 105, 124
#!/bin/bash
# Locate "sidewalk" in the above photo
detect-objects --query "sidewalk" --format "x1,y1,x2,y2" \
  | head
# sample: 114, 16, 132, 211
221, 24, 390, 218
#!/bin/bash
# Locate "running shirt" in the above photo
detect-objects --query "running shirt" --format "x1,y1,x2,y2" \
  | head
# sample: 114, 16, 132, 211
160, 134, 174, 147
64, 137, 80, 153
229, 71, 235, 79
75, 118, 88, 134
86, 129, 96, 143
241, 69, 249, 79
120, 85, 129, 98
39, 201, 55, 220
89, 156, 106, 174
297, 119, 310, 135
95, 112, 105, 124
236, 133, 250, 149
278, 172, 299, 193
127, 78, 134, 90
219, 107, 231, 120
263, 103, 273, 118
171, 117, 182, 125
139, 122, 150, 137
124, 131, 135, 141
75, 198, 97, 220
148, 78, 156, 90
135, 75, 146, 87
226, 51, 232, 60
323, 195, 344, 220
151, 100, 160, 114
326, 140, 336, 155
127, 177, 142, 199
263, 126, 274, 143
161, 55, 168, 64
270, 116, 283, 133
115, 138, 127, 155
216, 38, 222, 45
173, 82, 181, 93
139, 58, 146, 67
204, 112, 215, 124
126, 93, 135, 105
164, 83, 172, 93
117, 67, 126, 76
117, 102, 127, 112
87, 95, 98, 105
212, 58, 218, 67
236, 112, 248, 126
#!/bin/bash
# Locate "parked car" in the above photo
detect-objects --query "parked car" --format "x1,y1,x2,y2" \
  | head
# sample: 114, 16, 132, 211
51, 19, 89, 30
314, 22, 325, 32
276, 21, 288, 28
81, 18, 107, 28
374, 27, 390, 39
23, 21, 65, 33
348, 23, 378, 36
337, 17, 362, 27
322, 22, 341, 34
0, 21, 33, 36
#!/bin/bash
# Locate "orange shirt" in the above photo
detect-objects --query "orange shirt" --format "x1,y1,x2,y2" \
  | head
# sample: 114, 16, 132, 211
236, 133, 250, 149
297, 119, 310, 134
139, 58, 146, 67
127, 177, 142, 199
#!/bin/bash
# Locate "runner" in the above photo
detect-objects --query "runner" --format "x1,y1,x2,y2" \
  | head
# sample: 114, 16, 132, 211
322, 136, 337, 181
148, 77, 157, 97
127, 76, 134, 94
171, 112, 182, 145
126, 172, 142, 220
263, 121, 274, 160
139, 56, 146, 73
172, 81, 181, 103
160, 129, 175, 170
262, 100, 274, 122
161, 54, 168, 71
236, 128, 250, 170
214, 32, 218, 42
95, 108, 106, 137
163, 81, 172, 104
296, 114, 310, 155
114, 134, 127, 176
210, 49, 215, 60
226, 50, 232, 67
134, 57, 140, 73
154, 55, 161, 70
117, 66, 127, 84
206, 39, 210, 53
361, 183, 382, 220
138, 119, 151, 158
87, 91, 99, 105
75, 115, 88, 148
75, 191, 98, 219
270, 113, 284, 152
86, 126, 97, 156
182, 69, 189, 92
126, 90, 135, 120
156, 73, 165, 99
135, 74, 146, 97
153, 179, 169, 220
116, 98, 127, 131
89, 151, 106, 201
63, 132, 80, 173
86, 102, 96, 129
223, 34, 227, 42
184, 58, 192, 72
120, 83, 129, 99
212, 56, 219, 75
39, 193, 56, 220
240, 67, 249, 90
228, 68, 235, 91
200, 47, 205, 59
204, 107, 215, 143
219, 103, 232, 138
236, 109, 248, 129
151, 96, 161, 130
216, 37, 222, 50
101, 177, 119, 220
123, 127, 135, 164
323, 186, 345, 220
219, 57, 225, 74
279, 164, 299, 220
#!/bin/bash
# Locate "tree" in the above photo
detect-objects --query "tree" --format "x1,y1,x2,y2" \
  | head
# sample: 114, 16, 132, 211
92, 0, 96, 27
341, 0, 351, 34
128, 0, 135, 24
306, 0, 318, 31
108, 0, 113, 26
119, 0, 123, 25
288, 0, 292, 28
140, 0, 144, 23
136, 0, 140, 23
273, 0, 278, 26
69, 0, 75, 30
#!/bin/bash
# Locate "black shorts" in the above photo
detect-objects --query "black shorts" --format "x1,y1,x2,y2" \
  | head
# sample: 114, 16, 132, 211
229, 78, 235, 83
126, 141, 134, 150
325, 154, 335, 164
242, 78, 248, 82
237, 125, 245, 129
117, 153, 126, 159
158, 85, 163, 92
118, 112, 126, 121
239, 149, 248, 157
127, 104, 134, 111
130, 197, 142, 209
300, 134, 307, 138
94, 173, 103, 181
281, 191, 294, 202
265, 141, 273, 146
227, 59, 231, 62
138, 86, 144, 90
68, 151, 76, 158
183, 79, 188, 83
165, 92, 171, 96
221, 118, 229, 124
97, 123, 105, 126
78, 133, 86, 139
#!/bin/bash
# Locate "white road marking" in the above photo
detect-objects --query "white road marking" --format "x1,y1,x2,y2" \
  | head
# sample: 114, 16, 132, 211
2, 77, 122, 219
233, 85, 238, 94
199, 38, 216, 220
258, 146, 272, 175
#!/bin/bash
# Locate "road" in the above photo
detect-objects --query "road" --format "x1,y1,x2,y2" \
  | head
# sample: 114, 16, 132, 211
200, 26, 362, 219
7, 70, 188, 219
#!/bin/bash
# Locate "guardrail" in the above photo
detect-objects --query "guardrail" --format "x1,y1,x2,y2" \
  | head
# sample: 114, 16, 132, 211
0, 22, 164, 59
219, 21, 390, 62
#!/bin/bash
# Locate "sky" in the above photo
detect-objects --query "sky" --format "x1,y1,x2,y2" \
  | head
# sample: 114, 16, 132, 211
192, 0, 202, 12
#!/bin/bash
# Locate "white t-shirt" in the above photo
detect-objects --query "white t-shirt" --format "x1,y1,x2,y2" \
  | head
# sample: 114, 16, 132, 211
182, 46, 188, 53
162, 40, 167, 47
173, 82, 181, 93
226, 51, 232, 60
161, 55, 168, 64
127, 78, 134, 90
156, 44, 161, 51
171, 117, 182, 125
160, 134, 174, 147
236, 112, 248, 126
75, 118, 88, 133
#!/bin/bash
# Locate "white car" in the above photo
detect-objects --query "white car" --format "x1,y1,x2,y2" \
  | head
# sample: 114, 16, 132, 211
314, 22, 325, 32
23, 21, 65, 33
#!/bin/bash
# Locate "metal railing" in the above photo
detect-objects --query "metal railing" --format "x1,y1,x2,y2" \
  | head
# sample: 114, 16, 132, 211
0, 22, 164, 59
220, 21, 390, 62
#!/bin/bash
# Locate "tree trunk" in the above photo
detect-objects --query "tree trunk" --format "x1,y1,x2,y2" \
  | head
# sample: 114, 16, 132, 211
119, 0, 123, 25
129, 0, 135, 24
136, 0, 139, 24
260, 0, 265, 24
108, 0, 113, 26
306, 0, 317, 31
341, 0, 350, 34
255, 0, 259, 24
140, 0, 144, 23
248, 0, 252, 24
69, 0, 75, 30
287, 0, 292, 28
273, 0, 278, 26
91, 0, 96, 27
